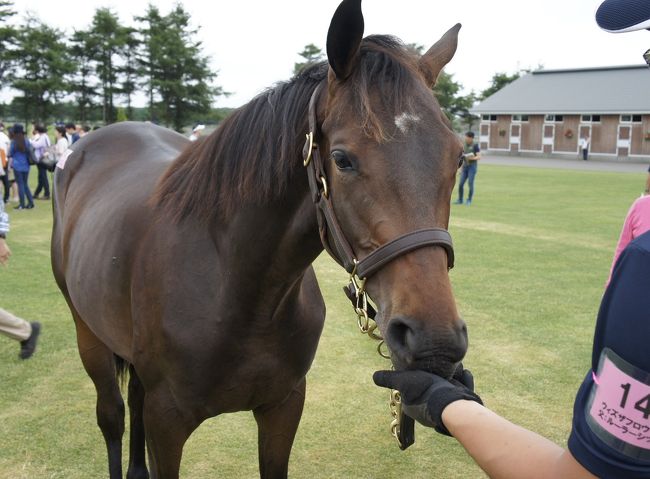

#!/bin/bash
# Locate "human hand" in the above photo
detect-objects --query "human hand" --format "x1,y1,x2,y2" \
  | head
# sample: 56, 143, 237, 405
0, 238, 11, 265
373, 365, 482, 436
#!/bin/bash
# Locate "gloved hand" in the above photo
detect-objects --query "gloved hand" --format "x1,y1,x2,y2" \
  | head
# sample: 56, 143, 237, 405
373, 365, 483, 436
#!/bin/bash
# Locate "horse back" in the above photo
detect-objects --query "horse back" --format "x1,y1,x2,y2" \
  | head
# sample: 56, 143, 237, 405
51, 122, 189, 358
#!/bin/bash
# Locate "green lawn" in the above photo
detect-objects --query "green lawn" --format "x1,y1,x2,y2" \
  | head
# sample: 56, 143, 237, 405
0, 163, 642, 478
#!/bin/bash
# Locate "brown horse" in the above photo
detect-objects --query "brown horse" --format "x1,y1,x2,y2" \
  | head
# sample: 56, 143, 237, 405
51, 1, 466, 477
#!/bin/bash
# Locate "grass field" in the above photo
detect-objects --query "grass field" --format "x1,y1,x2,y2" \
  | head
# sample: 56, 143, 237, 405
0, 162, 643, 478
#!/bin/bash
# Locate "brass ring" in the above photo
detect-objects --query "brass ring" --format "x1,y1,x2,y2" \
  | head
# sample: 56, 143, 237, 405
303, 132, 314, 166
320, 176, 328, 198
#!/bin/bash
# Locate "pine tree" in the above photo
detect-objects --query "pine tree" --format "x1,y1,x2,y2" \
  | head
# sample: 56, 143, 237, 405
87, 8, 127, 124
138, 4, 221, 131
10, 14, 74, 123
69, 29, 98, 122
0, 0, 16, 90
293, 43, 324, 75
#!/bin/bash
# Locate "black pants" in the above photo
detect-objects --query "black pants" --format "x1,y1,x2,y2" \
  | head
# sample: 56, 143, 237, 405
582, 148, 589, 161
34, 164, 50, 198
0, 173, 9, 202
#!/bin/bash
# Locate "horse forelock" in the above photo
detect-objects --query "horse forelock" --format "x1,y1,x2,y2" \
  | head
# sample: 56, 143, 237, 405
153, 35, 427, 224
349, 35, 425, 143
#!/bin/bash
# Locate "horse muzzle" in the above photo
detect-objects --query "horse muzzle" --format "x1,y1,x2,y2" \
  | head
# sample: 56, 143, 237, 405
383, 315, 468, 379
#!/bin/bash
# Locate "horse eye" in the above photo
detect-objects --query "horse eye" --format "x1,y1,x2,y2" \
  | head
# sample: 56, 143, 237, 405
331, 150, 353, 170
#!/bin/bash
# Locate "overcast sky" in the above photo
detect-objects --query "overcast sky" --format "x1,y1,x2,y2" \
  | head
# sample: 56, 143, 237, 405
10, 0, 649, 109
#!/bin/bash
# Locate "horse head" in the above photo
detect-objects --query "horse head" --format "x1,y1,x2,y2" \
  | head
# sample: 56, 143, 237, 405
313, 0, 466, 379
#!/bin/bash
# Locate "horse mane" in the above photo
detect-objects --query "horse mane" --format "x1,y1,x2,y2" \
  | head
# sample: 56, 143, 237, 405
154, 35, 424, 223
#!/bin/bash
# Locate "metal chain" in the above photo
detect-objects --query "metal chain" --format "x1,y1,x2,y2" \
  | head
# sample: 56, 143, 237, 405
347, 268, 404, 448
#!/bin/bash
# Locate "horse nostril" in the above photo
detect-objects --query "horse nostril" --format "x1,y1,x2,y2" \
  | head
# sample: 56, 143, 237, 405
386, 317, 416, 363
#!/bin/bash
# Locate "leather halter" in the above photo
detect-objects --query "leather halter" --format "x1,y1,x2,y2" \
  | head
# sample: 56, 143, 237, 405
302, 83, 455, 281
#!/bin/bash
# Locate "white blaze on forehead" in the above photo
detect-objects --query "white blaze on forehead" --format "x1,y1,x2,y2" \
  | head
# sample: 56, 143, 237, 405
394, 113, 421, 134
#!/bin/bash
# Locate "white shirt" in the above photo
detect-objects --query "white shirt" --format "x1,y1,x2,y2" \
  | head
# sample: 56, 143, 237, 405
0, 131, 9, 154
579, 137, 590, 149
55, 137, 69, 161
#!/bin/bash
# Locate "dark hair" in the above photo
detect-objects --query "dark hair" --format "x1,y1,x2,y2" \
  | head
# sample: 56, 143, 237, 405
55, 125, 67, 137
13, 133, 26, 152
465, 131, 475, 138
65, 122, 75, 130
82, 125, 91, 133
35, 125, 47, 134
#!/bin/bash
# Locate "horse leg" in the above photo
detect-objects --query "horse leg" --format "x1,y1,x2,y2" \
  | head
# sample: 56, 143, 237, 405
143, 386, 198, 479
127, 365, 149, 479
74, 317, 125, 479
253, 377, 306, 479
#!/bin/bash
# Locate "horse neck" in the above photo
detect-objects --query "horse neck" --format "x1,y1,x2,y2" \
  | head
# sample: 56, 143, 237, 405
215, 172, 324, 307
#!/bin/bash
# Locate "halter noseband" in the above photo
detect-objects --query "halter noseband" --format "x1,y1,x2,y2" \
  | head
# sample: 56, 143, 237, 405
302, 83, 455, 283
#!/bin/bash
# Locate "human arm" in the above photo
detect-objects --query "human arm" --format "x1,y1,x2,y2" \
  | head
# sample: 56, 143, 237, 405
0, 199, 10, 265
645, 170, 649, 195
0, 237, 10, 265
467, 143, 481, 160
373, 369, 595, 479
607, 201, 637, 285
442, 400, 595, 479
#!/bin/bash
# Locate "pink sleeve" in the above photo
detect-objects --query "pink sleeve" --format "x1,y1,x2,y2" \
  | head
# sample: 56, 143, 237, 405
607, 203, 637, 284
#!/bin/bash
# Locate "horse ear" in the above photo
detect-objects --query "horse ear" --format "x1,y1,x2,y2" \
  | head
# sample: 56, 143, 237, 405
326, 0, 365, 80
418, 24, 461, 87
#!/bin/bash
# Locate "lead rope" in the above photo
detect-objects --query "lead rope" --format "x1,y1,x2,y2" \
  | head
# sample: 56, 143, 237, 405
346, 265, 412, 450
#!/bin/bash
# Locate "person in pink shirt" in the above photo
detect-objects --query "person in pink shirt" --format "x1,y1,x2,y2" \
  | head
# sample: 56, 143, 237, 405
608, 194, 650, 284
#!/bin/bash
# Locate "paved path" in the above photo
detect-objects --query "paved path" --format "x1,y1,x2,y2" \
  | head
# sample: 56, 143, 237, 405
481, 153, 649, 174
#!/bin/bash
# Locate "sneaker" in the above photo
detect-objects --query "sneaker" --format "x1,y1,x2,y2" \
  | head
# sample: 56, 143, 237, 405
19, 322, 41, 359
26, 204, 34, 209
453, 199, 463, 205
13, 205, 24, 210
466, 199, 472, 206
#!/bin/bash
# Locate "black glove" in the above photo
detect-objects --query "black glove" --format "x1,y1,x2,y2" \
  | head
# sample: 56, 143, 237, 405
373, 366, 483, 436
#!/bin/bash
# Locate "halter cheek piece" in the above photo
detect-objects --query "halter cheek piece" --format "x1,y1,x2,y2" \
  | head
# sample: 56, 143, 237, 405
302, 83, 455, 451
302, 83, 455, 300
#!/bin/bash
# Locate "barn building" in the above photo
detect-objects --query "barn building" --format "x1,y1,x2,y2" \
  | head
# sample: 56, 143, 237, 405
471, 65, 650, 160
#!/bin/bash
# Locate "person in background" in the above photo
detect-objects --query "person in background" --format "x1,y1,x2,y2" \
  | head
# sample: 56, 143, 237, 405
0, 123, 9, 203
0, 197, 41, 359
189, 124, 205, 142
454, 131, 481, 206
53, 126, 69, 166
8, 124, 34, 210
607, 190, 650, 285
32, 125, 51, 200
645, 165, 649, 195
65, 122, 79, 145
579, 133, 590, 161
79, 125, 91, 139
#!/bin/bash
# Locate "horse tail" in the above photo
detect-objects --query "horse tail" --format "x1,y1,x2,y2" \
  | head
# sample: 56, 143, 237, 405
114, 354, 130, 388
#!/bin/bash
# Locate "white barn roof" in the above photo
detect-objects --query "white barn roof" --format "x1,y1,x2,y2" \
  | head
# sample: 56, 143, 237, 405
471, 65, 650, 115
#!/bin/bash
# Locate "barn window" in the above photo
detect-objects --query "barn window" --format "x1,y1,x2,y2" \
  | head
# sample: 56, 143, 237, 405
620, 115, 642, 123
545, 115, 563, 122
512, 115, 529, 122
581, 115, 601, 123
481, 114, 497, 122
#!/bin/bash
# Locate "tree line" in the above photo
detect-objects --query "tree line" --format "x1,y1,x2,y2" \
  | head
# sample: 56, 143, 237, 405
0, 0, 222, 131
1, 0, 526, 134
